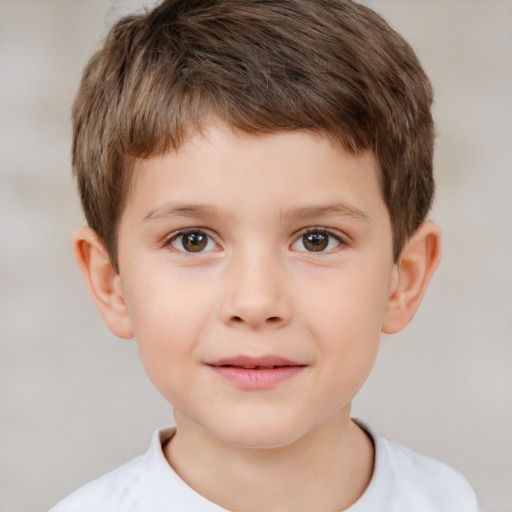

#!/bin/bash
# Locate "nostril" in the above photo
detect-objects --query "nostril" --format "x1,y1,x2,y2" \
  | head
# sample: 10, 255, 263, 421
230, 315, 281, 324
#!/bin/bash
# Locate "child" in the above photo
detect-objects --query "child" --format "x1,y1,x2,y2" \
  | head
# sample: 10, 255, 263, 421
51, 0, 479, 510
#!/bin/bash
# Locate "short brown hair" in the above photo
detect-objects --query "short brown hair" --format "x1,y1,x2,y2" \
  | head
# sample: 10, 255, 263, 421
72, 0, 434, 270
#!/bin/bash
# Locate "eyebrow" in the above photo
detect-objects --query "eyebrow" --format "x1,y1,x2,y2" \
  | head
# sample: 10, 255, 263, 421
280, 203, 372, 224
142, 201, 371, 225
142, 203, 225, 223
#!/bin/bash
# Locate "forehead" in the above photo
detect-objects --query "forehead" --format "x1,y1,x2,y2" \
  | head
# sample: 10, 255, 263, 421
124, 125, 386, 226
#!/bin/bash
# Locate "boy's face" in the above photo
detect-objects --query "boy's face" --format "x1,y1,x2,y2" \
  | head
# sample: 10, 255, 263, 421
116, 123, 398, 449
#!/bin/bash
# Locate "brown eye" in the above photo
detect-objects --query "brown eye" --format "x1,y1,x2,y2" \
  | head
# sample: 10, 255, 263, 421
291, 229, 342, 253
182, 232, 207, 252
170, 230, 215, 252
302, 232, 329, 252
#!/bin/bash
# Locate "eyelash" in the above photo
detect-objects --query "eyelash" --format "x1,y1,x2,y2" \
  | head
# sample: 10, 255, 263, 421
163, 227, 347, 254
292, 228, 346, 253
164, 228, 219, 254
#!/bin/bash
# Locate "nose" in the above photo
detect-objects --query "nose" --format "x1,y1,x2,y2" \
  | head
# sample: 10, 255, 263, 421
219, 249, 292, 329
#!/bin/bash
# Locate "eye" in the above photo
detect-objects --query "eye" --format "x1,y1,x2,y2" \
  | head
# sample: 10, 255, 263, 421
168, 230, 217, 253
291, 229, 343, 253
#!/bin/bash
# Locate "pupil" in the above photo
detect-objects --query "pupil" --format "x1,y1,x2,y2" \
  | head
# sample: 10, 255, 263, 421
183, 232, 207, 252
304, 232, 328, 252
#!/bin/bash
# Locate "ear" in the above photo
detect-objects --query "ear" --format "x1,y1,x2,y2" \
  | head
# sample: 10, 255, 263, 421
382, 221, 441, 334
73, 227, 134, 339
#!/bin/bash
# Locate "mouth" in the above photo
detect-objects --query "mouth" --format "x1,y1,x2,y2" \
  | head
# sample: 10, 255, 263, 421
205, 355, 307, 389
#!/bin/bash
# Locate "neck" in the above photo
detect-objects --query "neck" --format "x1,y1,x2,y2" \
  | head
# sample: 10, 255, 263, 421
165, 410, 374, 512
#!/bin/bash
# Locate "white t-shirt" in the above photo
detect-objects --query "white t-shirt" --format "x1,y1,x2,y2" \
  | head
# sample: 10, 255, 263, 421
49, 421, 478, 512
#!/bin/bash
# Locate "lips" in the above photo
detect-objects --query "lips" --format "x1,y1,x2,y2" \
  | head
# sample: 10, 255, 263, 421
209, 355, 303, 369
206, 355, 306, 389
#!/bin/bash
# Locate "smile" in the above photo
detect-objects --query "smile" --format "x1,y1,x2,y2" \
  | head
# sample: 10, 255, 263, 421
206, 355, 307, 389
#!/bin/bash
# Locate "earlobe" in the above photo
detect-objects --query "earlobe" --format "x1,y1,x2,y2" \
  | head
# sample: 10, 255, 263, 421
382, 222, 441, 334
73, 227, 134, 339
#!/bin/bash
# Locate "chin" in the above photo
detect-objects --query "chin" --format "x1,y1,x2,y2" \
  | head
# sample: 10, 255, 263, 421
224, 431, 297, 450
208, 416, 307, 450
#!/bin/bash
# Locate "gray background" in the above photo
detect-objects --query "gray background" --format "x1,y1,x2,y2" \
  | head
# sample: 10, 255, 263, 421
1, 1, 511, 511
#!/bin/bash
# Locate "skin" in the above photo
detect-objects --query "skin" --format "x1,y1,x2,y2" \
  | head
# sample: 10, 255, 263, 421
74, 123, 441, 512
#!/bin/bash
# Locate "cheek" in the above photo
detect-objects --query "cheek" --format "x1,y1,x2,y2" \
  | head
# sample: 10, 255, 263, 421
300, 263, 392, 336
312, 293, 383, 404
125, 266, 215, 337
298, 262, 391, 373
122, 271, 216, 393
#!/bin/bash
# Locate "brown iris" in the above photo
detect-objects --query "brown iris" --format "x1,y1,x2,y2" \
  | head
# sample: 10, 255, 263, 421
181, 231, 208, 252
302, 232, 329, 252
